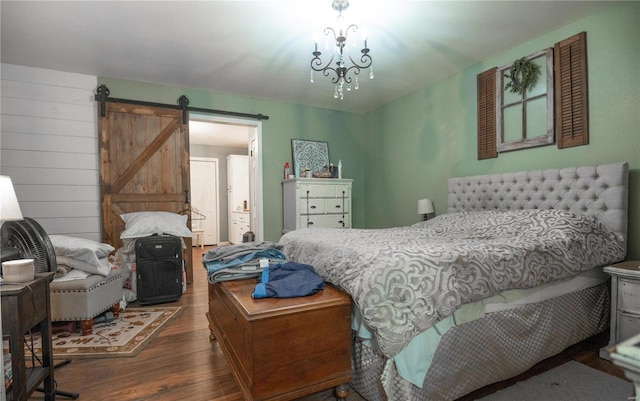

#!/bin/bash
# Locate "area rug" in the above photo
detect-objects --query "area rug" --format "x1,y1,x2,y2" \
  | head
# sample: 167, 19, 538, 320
28, 307, 181, 359
478, 361, 634, 401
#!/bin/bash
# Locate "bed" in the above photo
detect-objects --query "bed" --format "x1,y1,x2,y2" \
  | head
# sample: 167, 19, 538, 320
279, 162, 628, 401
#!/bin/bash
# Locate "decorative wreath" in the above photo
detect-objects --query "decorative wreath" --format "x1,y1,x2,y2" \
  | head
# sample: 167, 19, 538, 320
504, 57, 540, 95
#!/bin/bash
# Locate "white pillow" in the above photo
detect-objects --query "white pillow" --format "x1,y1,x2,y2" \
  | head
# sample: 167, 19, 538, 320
56, 255, 112, 276
120, 211, 193, 239
49, 235, 115, 264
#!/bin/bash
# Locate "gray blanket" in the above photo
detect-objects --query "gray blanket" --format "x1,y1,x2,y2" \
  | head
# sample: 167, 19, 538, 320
280, 209, 625, 358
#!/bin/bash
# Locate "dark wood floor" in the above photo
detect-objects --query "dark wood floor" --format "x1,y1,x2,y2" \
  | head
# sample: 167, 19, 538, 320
30, 246, 628, 401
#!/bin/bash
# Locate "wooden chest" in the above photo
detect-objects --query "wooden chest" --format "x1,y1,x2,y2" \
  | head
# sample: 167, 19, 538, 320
207, 279, 352, 401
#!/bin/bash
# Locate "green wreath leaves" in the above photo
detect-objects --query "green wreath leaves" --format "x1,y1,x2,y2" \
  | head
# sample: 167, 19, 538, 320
504, 57, 540, 95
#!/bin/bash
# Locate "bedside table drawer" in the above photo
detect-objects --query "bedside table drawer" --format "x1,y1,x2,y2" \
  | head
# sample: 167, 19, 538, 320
619, 278, 640, 312
617, 311, 640, 343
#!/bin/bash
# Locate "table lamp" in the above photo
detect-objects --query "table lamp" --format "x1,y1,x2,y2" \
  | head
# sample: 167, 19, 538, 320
1, 175, 26, 278
418, 198, 434, 221
1, 175, 23, 223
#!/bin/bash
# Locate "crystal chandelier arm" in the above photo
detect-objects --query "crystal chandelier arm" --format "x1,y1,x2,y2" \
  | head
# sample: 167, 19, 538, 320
311, 51, 341, 80
343, 24, 371, 70
346, 50, 372, 70
339, 24, 371, 84
311, 27, 342, 82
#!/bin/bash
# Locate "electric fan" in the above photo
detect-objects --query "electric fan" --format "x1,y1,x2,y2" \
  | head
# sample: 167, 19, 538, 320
1, 217, 57, 275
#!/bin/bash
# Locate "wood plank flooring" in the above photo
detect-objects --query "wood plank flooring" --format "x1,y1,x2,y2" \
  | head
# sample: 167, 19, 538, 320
30, 246, 628, 401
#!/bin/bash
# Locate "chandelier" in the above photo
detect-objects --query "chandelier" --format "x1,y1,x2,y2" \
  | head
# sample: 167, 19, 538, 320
310, 0, 373, 100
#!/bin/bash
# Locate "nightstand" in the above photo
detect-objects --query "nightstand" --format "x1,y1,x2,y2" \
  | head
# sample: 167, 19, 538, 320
600, 260, 640, 360
1, 272, 56, 401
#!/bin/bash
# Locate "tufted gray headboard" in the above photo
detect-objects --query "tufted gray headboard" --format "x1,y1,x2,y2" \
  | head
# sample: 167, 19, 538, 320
448, 162, 629, 250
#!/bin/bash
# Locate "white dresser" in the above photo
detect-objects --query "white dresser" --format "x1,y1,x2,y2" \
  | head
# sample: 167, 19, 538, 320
283, 178, 352, 233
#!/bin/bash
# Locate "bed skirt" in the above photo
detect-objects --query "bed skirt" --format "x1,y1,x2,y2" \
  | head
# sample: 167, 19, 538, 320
350, 282, 610, 401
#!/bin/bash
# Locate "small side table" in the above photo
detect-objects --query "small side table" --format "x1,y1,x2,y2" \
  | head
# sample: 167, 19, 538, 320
1, 272, 55, 401
600, 260, 640, 360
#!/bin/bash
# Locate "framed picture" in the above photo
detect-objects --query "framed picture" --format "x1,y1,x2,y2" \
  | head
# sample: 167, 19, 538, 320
291, 139, 330, 176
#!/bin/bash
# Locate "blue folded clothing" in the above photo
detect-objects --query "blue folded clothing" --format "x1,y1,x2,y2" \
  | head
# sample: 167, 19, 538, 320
203, 247, 286, 274
252, 261, 325, 299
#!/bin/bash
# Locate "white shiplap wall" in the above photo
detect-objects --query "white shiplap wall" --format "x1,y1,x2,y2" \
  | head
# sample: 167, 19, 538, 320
0, 63, 101, 241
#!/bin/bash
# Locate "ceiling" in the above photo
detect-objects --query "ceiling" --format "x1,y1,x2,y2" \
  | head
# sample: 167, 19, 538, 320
1, 1, 617, 116
189, 119, 252, 147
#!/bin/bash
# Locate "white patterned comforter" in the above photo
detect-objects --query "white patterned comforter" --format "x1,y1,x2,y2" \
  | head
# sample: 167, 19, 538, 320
280, 209, 625, 358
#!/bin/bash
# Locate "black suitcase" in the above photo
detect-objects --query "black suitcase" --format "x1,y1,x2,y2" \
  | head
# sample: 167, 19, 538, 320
135, 234, 183, 305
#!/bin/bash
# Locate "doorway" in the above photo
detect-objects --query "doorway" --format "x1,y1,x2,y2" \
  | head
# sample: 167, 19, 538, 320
188, 114, 263, 245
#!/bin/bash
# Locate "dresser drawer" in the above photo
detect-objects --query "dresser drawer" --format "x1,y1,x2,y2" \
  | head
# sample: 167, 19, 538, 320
298, 183, 351, 198
299, 198, 350, 215
325, 198, 349, 213
617, 310, 640, 343
299, 198, 326, 214
619, 278, 640, 312
232, 212, 249, 223
300, 214, 349, 229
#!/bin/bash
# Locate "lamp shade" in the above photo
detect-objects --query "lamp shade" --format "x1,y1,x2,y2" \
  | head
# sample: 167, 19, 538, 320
0, 175, 24, 222
417, 198, 434, 215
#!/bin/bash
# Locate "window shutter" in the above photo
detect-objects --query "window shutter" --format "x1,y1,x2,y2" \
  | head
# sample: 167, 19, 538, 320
555, 31, 588, 149
477, 67, 498, 159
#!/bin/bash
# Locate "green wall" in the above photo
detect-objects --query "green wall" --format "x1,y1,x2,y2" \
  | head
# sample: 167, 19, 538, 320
96, 78, 366, 242
364, 2, 640, 259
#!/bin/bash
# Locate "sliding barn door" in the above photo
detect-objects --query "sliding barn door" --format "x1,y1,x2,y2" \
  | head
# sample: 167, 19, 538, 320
98, 102, 193, 283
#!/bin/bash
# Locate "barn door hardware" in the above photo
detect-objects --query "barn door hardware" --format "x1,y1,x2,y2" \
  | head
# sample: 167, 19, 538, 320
94, 85, 269, 121
96, 84, 110, 117
178, 95, 189, 124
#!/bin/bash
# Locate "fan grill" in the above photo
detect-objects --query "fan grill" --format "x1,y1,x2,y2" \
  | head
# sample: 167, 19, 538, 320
1, 217, 56, 275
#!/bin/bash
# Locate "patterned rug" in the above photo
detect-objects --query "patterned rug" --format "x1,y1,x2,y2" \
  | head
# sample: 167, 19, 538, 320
28, 307, 181, 359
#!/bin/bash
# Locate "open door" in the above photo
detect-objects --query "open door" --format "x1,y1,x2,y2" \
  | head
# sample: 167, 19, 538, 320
98, 102, 194, 283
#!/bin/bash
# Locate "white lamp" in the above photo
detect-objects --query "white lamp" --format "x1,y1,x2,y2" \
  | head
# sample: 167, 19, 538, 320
1, 175, 24, 222
417, 198, 434, 221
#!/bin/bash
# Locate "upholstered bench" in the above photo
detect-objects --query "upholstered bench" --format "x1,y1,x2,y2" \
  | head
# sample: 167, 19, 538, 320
50, 268, 125, 335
